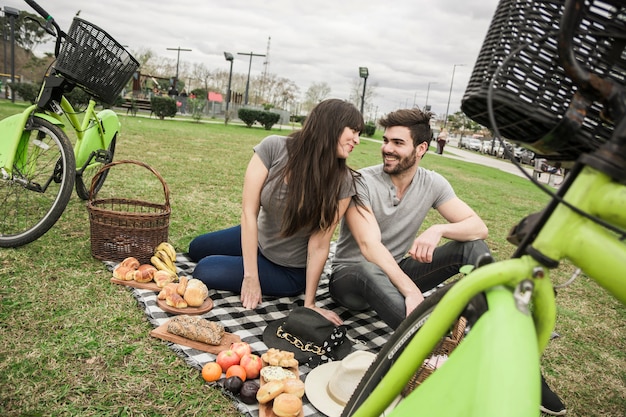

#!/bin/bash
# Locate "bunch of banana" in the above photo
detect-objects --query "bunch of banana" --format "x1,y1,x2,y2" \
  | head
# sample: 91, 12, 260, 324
151, 242, 177, 277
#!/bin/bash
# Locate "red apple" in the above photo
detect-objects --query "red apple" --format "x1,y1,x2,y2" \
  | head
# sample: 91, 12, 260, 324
239, 353, 263, 379
230, 342, 252, 359
216, 349, 240, 371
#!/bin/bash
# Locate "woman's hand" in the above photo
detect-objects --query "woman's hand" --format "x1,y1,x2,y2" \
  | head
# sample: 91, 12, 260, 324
306, 305, 343, 326
240, 276, 263, 309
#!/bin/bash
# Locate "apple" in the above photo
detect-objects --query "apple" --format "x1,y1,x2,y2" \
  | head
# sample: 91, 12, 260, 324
216, 349, 240, 371
239, 353, 263, 379
230, 341, 252, 359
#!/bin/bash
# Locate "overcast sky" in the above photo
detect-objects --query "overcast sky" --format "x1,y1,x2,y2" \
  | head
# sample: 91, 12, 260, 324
4, 0, 501, 117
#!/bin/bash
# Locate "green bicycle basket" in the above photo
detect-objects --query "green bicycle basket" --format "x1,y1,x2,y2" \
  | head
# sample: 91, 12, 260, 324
461, 0, 626, 161
54, 17, 139, 105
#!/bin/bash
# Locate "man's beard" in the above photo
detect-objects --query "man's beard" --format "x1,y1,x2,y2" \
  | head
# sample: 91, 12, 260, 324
383, 152, 417, 175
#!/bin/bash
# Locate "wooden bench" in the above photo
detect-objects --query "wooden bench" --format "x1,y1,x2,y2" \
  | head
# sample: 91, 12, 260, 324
121, 98, 152, 116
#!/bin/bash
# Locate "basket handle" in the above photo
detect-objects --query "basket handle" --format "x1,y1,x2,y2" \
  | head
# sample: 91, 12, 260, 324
88, 159, 170, 207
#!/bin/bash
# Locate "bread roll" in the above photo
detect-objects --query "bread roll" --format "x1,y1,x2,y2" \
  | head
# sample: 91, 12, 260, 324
135, 264, 157, 283
272, 393, 302, 417
177, 276, 188, 296
154, 270, 175, 288
282, 378, 305, 398
120, 257, 140, 269
158, 283, 178, 300
256, 380, 285, 404
112, 265, 133, 280
165, 292, 188, 309
183, 279, 209, 307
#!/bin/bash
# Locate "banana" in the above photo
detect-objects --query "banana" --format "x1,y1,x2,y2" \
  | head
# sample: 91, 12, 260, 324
151, 255, 176, 275
156, 250, 177, 273
156, 241, 177, 262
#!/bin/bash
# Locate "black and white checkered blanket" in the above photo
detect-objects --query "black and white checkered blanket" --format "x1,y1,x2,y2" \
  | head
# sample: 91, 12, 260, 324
107, 246, 394, 417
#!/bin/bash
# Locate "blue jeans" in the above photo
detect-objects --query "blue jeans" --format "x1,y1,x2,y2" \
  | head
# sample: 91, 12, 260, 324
329, 240, 491, 329
188, 225, 306, 296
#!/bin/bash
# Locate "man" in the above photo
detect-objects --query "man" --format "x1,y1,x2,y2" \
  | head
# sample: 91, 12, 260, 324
329, 108, 566, 416
329, 107, 489, 328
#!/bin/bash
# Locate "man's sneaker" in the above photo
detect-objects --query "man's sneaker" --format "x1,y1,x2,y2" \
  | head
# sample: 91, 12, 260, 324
541, 375, 567, 415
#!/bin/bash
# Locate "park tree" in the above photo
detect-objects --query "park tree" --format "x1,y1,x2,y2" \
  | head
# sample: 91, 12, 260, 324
302, 82, 331, 113
1, 11, 52, 52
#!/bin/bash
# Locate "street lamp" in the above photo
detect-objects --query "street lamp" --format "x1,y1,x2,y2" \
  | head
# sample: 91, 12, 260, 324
224, 52, 234, 114
443, 64, 464, 128
238, 51, 265, 105
166, 46, 192, 91
424, 81, 437, 111
4, 6, 19, 103
359, 67, 369, 115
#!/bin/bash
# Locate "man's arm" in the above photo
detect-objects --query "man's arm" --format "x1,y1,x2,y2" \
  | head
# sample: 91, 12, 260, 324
408, 197, 488, 262
344, 205, 424, 312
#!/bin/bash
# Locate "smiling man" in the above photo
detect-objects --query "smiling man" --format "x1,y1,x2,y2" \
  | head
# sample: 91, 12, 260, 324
329, 107, 490, 329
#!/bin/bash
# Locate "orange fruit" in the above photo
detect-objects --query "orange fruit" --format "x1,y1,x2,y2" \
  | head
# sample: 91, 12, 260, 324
225, 364, 247, 382
202, 362, 222, 382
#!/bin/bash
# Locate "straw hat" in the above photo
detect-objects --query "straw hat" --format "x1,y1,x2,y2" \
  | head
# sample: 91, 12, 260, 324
304, 350, 376, 417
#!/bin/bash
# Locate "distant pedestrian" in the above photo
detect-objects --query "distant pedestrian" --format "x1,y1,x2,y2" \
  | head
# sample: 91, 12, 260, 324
436, 127, 449, 154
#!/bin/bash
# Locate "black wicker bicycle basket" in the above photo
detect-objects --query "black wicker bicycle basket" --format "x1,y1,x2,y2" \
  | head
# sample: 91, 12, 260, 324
54, 17, 139, 105
461, 0, 626, 161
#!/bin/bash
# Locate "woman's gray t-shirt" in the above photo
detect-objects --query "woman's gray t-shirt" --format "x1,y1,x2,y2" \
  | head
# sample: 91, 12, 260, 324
254, 135, 356, 268
333, 164, 456, 266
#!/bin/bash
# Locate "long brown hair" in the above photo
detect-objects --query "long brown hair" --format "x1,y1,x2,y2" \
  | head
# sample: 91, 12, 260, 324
274, 99, 364, 237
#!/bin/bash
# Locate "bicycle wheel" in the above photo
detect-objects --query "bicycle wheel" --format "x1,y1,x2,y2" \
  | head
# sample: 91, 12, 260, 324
0, 116, 76, 247
75, 134, 116, 200
341, 282, 487, 417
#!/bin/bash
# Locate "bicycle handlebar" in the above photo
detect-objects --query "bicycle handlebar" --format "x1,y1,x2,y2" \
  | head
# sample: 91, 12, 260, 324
24, 0, 64, 57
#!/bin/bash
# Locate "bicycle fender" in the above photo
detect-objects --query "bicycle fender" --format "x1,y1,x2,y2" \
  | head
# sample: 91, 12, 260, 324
75, 109, 120, 166
391, 287, 540, 417
0, 109, 64, 169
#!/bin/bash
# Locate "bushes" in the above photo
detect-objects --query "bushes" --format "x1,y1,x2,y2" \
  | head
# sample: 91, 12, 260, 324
237, 108, 280, 130
363, 121, 376, 137
150, 96, 177, 119
8, 82, 40, 104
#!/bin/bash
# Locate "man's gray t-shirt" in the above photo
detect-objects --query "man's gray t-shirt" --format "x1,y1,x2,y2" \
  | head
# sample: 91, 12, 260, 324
333, 164, 456, 266
254, 135, 356, 268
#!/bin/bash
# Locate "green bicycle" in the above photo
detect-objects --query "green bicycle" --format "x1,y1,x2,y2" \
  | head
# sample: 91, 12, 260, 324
0, 0, 138, 248
342, 0, 625, 416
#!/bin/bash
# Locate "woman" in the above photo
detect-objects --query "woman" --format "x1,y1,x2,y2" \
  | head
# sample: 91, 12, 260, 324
188, 99, 364, 324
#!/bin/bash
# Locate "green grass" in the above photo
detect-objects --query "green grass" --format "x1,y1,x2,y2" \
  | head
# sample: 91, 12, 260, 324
0, 102, 624, 416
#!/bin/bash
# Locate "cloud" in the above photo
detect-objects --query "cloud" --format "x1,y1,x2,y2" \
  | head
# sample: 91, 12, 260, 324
4, 0, 501, 117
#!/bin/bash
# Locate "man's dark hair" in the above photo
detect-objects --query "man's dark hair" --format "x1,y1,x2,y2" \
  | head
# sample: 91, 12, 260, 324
378, 108, 433, 147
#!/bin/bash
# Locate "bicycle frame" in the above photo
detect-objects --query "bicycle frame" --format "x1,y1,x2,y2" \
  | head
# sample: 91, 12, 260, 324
352, 163, 626, 417
0, 94, 119, 180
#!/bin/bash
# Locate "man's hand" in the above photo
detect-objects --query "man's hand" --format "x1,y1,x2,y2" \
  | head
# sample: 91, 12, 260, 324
408, 227, 443, 263
404, 291, 425, 317
240, 276, 263, 309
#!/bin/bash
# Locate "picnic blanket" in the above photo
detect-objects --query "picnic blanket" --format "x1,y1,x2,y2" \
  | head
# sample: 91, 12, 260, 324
107, 244, 395, 417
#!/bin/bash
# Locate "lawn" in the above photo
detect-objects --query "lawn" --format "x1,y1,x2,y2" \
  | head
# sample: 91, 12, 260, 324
0, 102, 624, 416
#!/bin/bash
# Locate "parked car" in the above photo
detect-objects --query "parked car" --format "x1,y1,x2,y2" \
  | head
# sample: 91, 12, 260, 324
519, 148, 535, 165
468, 138, 483, 152
458, 137, 471, 149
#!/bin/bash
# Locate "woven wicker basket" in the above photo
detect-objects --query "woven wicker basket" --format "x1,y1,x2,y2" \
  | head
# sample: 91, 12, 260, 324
402, 316, 468, 397
461, 0, 625, 161
87, 160, 170, 265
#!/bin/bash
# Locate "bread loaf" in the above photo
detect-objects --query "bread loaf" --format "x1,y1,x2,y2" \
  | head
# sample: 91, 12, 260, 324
183, 279, 209, 307
167, 315, 224, 345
